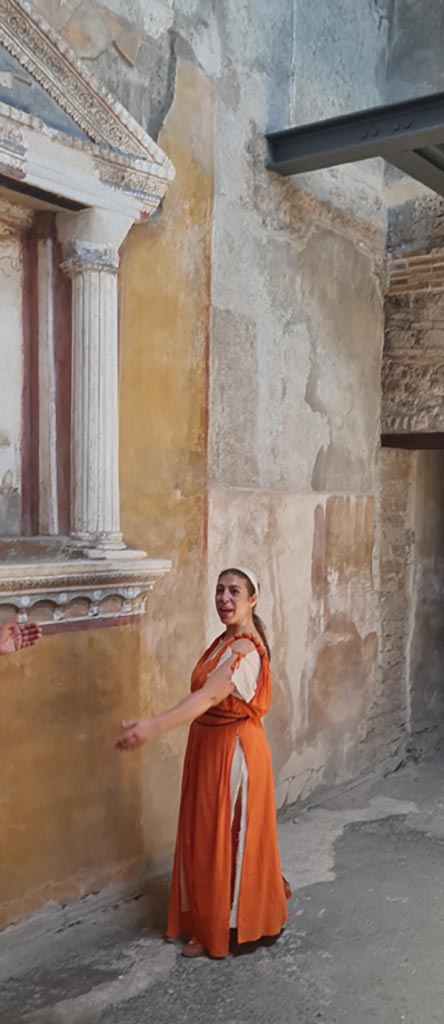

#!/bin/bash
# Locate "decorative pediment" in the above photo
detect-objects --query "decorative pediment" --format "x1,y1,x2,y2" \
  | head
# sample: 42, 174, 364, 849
0, 46, 89, 139
0, 0, 175, 216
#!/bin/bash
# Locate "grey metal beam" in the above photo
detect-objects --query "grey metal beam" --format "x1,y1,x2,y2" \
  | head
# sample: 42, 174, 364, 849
266, 90, 444, 177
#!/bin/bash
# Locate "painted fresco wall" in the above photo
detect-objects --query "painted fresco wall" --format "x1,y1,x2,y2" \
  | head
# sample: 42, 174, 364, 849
205, 0, 387, 804
0, 35, 214, 931
0, 0, 396, 933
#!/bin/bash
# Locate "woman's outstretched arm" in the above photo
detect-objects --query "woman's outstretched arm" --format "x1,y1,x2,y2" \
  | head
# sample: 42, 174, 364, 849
115, 637, 254, 751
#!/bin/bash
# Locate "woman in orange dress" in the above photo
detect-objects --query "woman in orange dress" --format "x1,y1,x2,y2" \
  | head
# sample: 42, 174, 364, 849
116, 567, 290, 958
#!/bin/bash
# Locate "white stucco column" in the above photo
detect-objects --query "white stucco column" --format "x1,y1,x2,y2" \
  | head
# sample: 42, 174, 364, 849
57, 209, 135, 557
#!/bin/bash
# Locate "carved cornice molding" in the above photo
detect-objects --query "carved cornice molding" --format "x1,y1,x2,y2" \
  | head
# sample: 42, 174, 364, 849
93, 154, 168, 213
0, 117, 26, 176
0, 555, 171, 628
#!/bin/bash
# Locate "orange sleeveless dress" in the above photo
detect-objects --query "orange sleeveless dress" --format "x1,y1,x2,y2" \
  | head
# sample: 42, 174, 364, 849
166, 632, 290, 958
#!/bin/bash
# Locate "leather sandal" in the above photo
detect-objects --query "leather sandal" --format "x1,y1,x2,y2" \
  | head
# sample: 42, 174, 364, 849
181, 939, 206, 958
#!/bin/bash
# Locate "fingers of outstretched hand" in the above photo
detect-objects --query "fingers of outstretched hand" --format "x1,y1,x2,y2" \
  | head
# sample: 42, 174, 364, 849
20, 623, 42, 647
115, 727, 142, 752
0, 620, 41, 654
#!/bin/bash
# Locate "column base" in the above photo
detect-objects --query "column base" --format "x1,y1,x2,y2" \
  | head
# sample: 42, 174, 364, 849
67, 536, 149, 562
84, 547, 149, 561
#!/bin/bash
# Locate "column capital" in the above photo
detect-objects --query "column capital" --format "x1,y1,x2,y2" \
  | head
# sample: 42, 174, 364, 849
56, 207, 135, 252
61, 240, 119, 277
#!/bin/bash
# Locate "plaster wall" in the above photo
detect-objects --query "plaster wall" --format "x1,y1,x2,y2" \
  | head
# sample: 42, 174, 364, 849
383, 2, 444, 200
385, 0, 444, 103
206, 0, 386, 803
0, 53, 213, 929
291, 0, 390, 122
0, 0, 395, 932
375, 448, 444, 749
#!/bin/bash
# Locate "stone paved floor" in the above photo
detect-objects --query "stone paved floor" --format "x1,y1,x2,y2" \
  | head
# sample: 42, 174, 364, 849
2, 753, 444, 1023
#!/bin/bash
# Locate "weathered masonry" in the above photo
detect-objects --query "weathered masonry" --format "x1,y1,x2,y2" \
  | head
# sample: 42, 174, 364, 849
267, 75, 444, 764
2, 0, 444, 946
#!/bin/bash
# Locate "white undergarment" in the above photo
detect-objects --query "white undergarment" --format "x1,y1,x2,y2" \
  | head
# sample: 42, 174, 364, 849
212, 645, 261, 926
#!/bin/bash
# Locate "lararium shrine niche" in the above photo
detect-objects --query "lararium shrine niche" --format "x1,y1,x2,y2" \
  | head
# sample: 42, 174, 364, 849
0, 0, 174, 630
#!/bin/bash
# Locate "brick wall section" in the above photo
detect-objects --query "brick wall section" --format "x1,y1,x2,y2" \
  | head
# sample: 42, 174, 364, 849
389, 252, 444, 295
382, 254, 444, 434
383, 198, 444, 436
385, 252, 444, 352
366, 448, 416, 764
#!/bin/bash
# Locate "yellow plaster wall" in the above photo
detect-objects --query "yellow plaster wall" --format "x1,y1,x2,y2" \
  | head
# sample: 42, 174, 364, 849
0, 627, 143, 928
119, 59, 213, 859
0, 59, 213, 930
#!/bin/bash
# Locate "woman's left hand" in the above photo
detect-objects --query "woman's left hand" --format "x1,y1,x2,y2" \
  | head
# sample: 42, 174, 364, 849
115, 718, 159, 751
0, 620, 42, 656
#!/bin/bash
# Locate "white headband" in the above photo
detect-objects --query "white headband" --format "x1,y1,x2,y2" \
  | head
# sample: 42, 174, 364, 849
226, 566, 259, 597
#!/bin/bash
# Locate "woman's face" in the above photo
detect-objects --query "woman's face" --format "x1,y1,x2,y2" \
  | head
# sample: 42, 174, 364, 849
215, 572, 256, 628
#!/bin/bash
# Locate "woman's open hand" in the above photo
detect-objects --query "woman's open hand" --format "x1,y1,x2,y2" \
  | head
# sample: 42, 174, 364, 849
115, 718, 159, 751
0, 620, 42, 656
